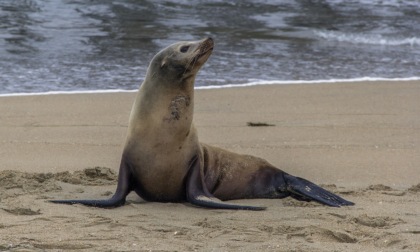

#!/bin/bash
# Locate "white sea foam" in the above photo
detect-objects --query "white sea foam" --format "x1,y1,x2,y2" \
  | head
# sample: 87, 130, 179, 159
196, 77, 420, 89
314, 30, 420, 47
1, 77, 419, 97
0, 89, 136, 97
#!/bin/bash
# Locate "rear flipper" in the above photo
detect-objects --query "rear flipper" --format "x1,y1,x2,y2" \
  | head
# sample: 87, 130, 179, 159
282, 174, 354, 207
49, 160, 132, 208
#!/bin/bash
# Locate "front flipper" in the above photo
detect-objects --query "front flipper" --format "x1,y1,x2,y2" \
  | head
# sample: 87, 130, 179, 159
186, 156, 266, 211
283, 174, 354, 207
49, 160, 133, 208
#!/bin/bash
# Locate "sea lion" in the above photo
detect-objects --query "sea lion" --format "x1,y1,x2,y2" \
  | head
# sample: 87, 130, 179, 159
51, 38, 354, 210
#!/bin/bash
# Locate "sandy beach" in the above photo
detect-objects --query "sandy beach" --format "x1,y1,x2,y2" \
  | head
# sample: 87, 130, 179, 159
0, 81, 419, 251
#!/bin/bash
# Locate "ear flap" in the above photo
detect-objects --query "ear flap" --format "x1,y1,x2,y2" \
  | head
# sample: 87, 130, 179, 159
160, 57, 167, 68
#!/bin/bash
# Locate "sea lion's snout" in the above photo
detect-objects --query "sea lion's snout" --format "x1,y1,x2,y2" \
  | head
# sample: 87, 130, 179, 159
194, 38, 213, 63
200, 37, 214, 52
203, 37, 213, 46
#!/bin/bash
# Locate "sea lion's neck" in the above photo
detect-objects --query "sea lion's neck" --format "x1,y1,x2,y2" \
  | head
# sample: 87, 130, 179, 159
128, 77, 196, 127
146, 74, 195, 95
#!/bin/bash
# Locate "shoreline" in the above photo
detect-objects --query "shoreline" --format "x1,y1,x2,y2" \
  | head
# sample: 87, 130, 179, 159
1, 80, 419, 251
1, 77, 420, 97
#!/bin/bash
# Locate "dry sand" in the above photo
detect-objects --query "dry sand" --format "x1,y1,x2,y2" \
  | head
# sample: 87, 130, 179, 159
0, 81, 419, 251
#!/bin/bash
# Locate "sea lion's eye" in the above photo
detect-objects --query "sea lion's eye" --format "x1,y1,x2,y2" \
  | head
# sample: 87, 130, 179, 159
180, 46, 189, 53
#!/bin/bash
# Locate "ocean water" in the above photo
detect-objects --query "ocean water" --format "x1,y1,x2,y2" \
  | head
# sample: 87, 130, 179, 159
1, 0, 419, 95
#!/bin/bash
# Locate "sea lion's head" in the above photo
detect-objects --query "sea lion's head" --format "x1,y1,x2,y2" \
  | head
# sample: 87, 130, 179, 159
147, 38, 214, 85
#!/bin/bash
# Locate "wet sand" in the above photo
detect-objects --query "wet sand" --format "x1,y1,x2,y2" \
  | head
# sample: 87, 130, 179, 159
1, 81, 419, 251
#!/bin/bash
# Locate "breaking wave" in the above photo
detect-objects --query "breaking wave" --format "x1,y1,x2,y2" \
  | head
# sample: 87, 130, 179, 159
314, 30, 420, 47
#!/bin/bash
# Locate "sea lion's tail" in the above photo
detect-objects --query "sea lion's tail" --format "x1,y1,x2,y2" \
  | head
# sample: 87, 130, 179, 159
282, 174, 355, 207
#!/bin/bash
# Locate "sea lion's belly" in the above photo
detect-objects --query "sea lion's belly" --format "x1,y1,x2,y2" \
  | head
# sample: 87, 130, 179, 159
124, 130, 198, 202
134, 155, 189, 202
